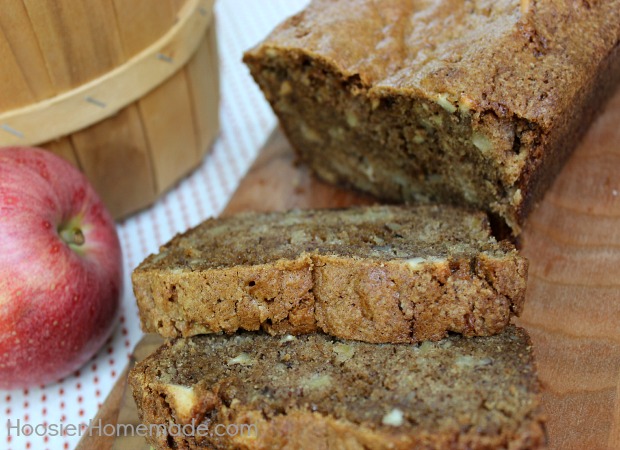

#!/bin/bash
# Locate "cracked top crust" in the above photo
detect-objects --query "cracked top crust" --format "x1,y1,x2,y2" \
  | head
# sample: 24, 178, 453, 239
248, 0, 620, 127
135, 205, 512, 273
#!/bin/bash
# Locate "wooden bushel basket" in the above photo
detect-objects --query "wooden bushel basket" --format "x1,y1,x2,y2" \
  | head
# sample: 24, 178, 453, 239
0, 0, 220, 219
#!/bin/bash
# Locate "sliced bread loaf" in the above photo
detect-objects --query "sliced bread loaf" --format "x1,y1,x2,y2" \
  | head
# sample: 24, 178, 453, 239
243, 0, 620, 234
129, 326, 546, 449
133, 205, 527, 343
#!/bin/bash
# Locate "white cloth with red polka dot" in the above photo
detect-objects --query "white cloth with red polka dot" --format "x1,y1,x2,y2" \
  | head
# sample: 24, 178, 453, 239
1, 1, 309, 449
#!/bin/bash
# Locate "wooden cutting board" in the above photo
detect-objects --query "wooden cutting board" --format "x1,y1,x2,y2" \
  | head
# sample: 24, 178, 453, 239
77, 87, 620, 450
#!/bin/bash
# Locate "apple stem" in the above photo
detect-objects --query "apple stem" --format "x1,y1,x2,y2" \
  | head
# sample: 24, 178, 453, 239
60, 227, 85, 246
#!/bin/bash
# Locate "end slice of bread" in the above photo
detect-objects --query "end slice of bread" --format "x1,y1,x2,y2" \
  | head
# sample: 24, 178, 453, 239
129, 326, 546, 449
133, 205, 527, 343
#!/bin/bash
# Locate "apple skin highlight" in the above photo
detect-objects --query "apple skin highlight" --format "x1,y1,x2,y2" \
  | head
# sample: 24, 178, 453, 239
0, 147, 122, 390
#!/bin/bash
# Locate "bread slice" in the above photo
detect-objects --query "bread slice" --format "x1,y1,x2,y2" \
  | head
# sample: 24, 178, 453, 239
129, 326, 546, 449
243, 0, 620, 234
133, 205, 527, 344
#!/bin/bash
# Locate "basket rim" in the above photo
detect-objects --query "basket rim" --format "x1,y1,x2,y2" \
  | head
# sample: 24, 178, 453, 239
0, 0, 215, 147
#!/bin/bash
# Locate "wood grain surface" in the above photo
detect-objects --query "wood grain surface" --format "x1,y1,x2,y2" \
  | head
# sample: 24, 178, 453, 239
78, 86, 620, 450
516, 88, 620, 450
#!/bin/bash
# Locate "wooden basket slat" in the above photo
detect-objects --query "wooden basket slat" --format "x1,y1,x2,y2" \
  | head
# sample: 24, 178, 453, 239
112, 0, 177, 57
185, 17, 220, 156
138, 69, 200, 194
23, 0, 125, 91
0, 1, 54, 111
0, 2, 56, 109
20, 0, 133, 215
113, 0, 199, 196
0, 0, 218, 219
71, 107, 157, 218
170, 0, 188, 13
205, 16, 219, 152
52, 0, 176, 218
0, 31, 36, 111
0, 0, 213, 148
43, 137, 79, 167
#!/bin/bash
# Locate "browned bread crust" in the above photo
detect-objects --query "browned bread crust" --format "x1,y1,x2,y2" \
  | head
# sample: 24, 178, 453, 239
129, 326, 546, 449
243, 0, 620, 234
133, 205, 527, 343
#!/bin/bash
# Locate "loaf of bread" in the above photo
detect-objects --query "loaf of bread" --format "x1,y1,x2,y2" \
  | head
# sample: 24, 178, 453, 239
244, 0, 620, 234
130, 326, 546, 450
133, 205, 527, 344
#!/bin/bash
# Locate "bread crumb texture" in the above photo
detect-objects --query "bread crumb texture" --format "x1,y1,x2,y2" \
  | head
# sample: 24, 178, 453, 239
244, 0, 620, 233
133, 205, 528, 343
130, 326, 546, 449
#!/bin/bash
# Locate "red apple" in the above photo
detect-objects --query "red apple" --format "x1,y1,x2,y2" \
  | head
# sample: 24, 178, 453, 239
0, 147, 122, 389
